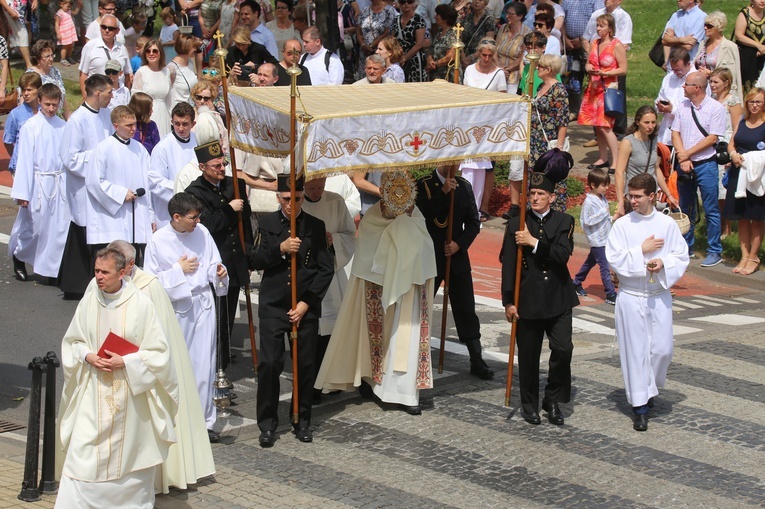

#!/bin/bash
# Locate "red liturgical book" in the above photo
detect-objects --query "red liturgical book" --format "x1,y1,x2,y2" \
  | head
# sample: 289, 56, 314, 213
97, 331, 139, 358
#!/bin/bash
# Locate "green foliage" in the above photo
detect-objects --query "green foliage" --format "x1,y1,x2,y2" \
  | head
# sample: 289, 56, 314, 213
624, 0, 746, 118
567, 176, 585, 197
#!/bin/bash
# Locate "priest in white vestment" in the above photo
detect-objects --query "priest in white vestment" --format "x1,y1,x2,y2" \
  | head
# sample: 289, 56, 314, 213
606, 174, 689, 432
8, 84, 69, 280
55, 247, 178, 509
85, 105, 153, 261
58, 74, 114, 297
301, 177, 356, 400
149, 103, 198, 228
144, 192, 229, 441
315, 171, 436, 415
85, 240, 215, 493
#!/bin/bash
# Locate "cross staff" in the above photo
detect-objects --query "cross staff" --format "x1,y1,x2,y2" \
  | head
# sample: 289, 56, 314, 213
212, 30, 259, 370
286, 45, 303, 425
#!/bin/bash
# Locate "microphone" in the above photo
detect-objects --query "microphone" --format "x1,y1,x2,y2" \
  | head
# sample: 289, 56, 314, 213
135, 188, 146, 197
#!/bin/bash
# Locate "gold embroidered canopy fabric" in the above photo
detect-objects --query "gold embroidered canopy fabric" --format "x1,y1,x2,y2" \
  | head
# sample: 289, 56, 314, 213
228, 81, 530, 178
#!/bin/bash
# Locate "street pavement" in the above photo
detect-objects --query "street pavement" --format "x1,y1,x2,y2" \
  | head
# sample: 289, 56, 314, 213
1, 103, 765, 507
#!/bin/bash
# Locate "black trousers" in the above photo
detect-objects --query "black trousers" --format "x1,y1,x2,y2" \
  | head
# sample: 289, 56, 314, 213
434, 269, 481, 343
516, 310, 573, 414
58, 223, 91, 296
216, 285, 240, 370
315, 334, 331, 372
257, 317, 318, 432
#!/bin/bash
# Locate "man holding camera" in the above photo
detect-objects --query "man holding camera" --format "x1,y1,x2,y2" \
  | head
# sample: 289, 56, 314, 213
670, 71, 726, 266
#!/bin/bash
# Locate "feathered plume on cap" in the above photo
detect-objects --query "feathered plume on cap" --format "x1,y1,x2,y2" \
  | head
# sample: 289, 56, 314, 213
533, 148, 574, 185
194, 110, 220, 145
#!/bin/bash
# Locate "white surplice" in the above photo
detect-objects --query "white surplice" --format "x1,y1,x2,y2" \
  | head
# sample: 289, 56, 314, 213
315, 203, 436, 406
59, 104, 113, 227
301, 190, 356, 335
144, 222, 229, 429
86, 135, 153, 245
55, 281, 178, 508
606, 209, 689, 408
324, 174, 362, 219
84, 267, 215, 493
173, 161, 202, 194
8, 113, 70, 277
148, 132, 198, 227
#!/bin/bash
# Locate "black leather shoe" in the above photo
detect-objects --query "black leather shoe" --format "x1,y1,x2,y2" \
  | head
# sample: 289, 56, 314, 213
295, 428, 313, 443
12, 256, 27, 282
633, 414, 648, 432
402, 404, 422, 415
542, 399, 564, 425
259, 430, 276, 447
470, 362, 495, 380
358, 380, 374, 399
647, 397, 655, 408
207, 429, 220, 443
522, 410, 541, 425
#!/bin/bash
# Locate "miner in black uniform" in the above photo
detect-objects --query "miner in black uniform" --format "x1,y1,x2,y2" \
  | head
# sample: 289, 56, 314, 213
248, 174, 334, 446
416, 166, 494, 380
501, 170, 579, 426
185, 140, 253, 370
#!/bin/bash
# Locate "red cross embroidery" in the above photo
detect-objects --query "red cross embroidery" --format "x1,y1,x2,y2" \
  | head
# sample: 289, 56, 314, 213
408, 135, 424, 154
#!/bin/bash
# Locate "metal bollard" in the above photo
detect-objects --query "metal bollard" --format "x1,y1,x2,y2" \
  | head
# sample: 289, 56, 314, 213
18, 357, 46, 502
39, 352, 60, 494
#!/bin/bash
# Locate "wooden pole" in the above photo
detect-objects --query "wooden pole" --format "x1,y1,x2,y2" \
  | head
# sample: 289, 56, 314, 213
504, 51, 539, 407
286, 48, 303, 425
437, 25, 465, 374
213, 31, 258, 370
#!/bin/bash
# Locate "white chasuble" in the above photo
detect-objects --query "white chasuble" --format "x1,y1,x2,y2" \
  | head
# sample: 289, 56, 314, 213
315, 203, 435, 406
8, 113, 70, 277
56, 282, 178, 508
606, 209, 689, 407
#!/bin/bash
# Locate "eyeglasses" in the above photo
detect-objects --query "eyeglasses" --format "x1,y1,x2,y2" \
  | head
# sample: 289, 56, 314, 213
627, 193, 649, 200
101, 6, 116, 12
401, 0, 416, 4
704, 23, 714, 29
100, 24, 118, 31
145, 48, 160, 55
204, 161, 228, 170
747, 100, 765, 105
537, 65, 550, 70
194, 94, 213, 101
682, 83, 701, 88
41, 52, 54, 59
533, 22, 546, 28
480, 39, 496, 45
202, 68, 219, 76
105, 69, 120, 75
184, 214, 201, 221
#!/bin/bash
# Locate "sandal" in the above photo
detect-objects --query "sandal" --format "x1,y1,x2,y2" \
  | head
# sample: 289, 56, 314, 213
732, 261, 746, 274
479, 210, 491, 222
740, 258, 761, 276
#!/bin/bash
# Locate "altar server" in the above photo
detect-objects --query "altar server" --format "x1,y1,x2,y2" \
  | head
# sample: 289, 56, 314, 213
8, 84, 69, 282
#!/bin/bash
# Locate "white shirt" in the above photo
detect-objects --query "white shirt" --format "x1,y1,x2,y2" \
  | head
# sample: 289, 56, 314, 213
655, 63, 697, 145
303, 46, 344, 85
109, 85, 131, 108
464, 64, 507, 92
79, 37, 133, 78
582, 6, 633, 47
149, 132, 198, 226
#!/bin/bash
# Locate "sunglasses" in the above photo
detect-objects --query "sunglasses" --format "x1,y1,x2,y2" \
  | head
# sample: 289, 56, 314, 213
202, 68, 219, 76
400, 0, 416, 4
145, 48, 160, 54
533, 22, 546, 28
194, 94, 213, 101
480, 39, 496, 45
105, 69, 120, 75
100, 24, 118, 31
279, 195, 303, 202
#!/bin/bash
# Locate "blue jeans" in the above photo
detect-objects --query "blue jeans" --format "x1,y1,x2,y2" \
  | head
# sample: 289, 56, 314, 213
678, 159, 721, 255
572, 246, 615, 295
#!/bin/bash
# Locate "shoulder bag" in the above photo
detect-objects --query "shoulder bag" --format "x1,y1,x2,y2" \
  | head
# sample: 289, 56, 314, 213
689, 106, 730, 165
597, 40, 624, 118
0, 66, 18, 115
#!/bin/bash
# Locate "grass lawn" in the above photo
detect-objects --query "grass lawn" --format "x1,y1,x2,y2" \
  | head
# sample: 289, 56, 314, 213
625, 0, 747, 116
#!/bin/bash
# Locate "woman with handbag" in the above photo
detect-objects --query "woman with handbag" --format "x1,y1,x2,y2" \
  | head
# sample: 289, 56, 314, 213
577, 13, 627, 175
613, 106, 679, 219
460, 0, 494, 68
724, 87, 765, 275
460, 38, 506, 219
710, 67, 743, 238
531, 53, 569, 212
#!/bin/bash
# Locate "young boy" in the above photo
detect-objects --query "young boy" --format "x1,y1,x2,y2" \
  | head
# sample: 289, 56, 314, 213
517, 32, 559, 95
132, 35, 150, 72
8, 83, 69, 283
105, 59, 131, 107
572, 168, 617, 305
4, 72, 42, 176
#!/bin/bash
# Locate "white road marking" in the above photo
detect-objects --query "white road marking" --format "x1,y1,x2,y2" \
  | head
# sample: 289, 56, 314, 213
673, 324, 703, 335
690, 299, 722, 307
690, 294, 728, 305
732, 296, 760, 304
0, 232, 9, 245
575, 313, 606, 323
690, 314, 765, 326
